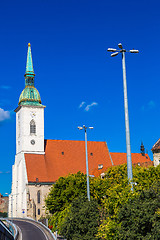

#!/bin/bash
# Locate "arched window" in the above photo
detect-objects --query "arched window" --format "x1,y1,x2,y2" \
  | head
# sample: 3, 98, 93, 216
38, 208, 40, 215
30, 120, 36, 134
37, 190, 40, 204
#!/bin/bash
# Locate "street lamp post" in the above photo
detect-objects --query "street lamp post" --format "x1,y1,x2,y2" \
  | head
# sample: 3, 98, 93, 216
78, 125, 93, 201
107, 43, 139, 191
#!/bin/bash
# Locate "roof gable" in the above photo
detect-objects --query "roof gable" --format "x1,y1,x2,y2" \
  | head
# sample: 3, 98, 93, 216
152, 139, 160, 151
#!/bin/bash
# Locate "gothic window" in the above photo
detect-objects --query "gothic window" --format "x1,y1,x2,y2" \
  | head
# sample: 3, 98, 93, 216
37, 190, 40, 204
38, 209, 40, 215
30, 120, 36, 134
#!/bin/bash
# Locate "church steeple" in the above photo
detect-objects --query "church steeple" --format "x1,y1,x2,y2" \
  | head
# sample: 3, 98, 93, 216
25, 43, 35, 87
18, 43, 42, 106
25, 43, 35, 77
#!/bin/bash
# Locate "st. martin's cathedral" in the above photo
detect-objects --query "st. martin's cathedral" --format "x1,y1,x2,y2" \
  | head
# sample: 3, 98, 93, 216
9, 44, 152, 220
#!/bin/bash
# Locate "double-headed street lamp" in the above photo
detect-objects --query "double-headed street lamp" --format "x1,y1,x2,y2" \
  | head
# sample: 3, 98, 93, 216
107, 43, 139, 191
78, 125, 93, 201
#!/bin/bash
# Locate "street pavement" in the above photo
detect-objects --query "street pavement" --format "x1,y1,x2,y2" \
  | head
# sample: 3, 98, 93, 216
12, 220, 48, 240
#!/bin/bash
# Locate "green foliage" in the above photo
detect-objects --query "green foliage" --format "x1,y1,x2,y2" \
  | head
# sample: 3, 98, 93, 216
45, 171, 108, 232
45, 171, 108, 214
60, 196, 101, 240
48, 205, 71, 232
116, 184, 160, 239
45, 172, 87, 214
0, 212, 7, 217
45, 164, 160, 239
97, 165, 160, 239
133, 165, 160, 189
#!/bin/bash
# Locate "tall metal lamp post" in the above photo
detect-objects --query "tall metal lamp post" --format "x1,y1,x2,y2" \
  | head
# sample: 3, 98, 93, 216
107, 43, 139, 191
78, 125, 93, 201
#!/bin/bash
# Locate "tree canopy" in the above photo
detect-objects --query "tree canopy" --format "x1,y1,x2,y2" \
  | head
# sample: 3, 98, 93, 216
45, 164, 160, 239
60, 196, 101, 240
116, 184, 160, 239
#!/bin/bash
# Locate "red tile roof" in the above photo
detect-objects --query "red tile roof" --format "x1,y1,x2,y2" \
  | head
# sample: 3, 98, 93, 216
110, 152, 151, 166
25, 140, 152, 183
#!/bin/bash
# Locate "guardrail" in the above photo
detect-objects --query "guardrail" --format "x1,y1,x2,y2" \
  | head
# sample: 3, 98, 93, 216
0, 218, 19, 240
6, 220, 19, 240
0, 219, 19, 240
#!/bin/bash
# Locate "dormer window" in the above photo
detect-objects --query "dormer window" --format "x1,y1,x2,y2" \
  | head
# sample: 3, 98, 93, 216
30, 120, 36, 134
98, 164, 103, 170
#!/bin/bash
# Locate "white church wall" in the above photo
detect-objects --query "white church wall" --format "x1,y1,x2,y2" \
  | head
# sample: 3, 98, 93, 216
16, 105, 45, 154
9, 153, 28, 218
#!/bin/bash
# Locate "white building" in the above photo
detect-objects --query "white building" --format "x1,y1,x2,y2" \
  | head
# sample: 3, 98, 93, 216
152, 139, 160, 167
9, 43, 47, 219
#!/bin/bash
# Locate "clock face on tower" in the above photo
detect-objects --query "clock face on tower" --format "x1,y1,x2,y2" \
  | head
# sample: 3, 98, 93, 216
31, 139, 35, 145
30, 112, 36, 118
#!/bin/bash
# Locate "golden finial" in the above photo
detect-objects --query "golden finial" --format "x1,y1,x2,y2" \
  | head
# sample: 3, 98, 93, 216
28, 43, 31, 46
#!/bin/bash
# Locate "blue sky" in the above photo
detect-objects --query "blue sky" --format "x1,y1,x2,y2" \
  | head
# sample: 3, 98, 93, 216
0, 0, 160, 194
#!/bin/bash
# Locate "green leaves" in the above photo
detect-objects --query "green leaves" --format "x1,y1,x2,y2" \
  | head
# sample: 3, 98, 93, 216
45, 164, 160, 239
116, 185, 160, 239
60, 196, 101, 240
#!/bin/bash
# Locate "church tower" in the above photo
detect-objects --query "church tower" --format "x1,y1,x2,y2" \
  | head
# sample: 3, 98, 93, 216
15, 43, 45, 154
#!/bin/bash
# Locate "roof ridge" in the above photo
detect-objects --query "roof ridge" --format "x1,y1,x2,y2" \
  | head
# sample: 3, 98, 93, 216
45, 139, 106, 143
152, 138, 160, 149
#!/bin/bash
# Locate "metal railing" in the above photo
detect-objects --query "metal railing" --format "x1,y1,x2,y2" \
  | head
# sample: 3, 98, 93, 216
0, 219, 19, 240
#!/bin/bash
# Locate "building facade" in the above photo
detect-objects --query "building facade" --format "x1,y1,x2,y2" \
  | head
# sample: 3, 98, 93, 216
0, 194, 8, 214
152, 139, 160, 167
9, 43, 51, 219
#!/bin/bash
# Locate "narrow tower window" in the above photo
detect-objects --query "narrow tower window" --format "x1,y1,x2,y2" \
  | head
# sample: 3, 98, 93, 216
30, 120, 36, 134
37, 190, 40, 204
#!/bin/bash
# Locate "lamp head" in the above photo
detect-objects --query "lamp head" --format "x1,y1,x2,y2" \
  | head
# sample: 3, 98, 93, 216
111, 52, 119, 57
78, 126, 83, 130
129, 49, 139, 53
107, 48, 117, 52
118, 43, 123, 49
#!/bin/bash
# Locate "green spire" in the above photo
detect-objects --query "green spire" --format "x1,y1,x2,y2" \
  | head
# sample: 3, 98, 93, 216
18, 43, 43, 106
25, 43, 35, 77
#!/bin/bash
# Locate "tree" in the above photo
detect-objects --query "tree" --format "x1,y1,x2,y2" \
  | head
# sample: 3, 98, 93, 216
116, 184, 160, 239
45, 172, 88, 214
60, 196, 101, 240
45, 171, 108, 214
45, 171, 108, 232
0, 212, 7, 217
97, 165, 160, 240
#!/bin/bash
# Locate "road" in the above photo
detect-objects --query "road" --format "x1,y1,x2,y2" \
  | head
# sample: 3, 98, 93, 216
12, 220, 49, 240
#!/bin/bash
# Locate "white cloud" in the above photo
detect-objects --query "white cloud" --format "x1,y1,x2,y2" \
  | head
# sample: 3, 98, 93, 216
0, 171, 10, 174
0, 108, 10, 122
148, 100, 155, 109
79, 101, 86, 108
0, 85, 11, 90
141, 100, 156, 111
85, 102, 98, 111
